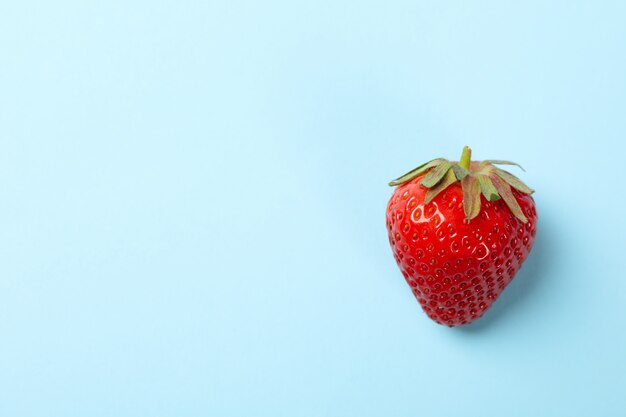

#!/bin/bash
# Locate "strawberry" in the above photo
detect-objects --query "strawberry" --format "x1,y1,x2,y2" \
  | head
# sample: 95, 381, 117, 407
386, 146, 537, 327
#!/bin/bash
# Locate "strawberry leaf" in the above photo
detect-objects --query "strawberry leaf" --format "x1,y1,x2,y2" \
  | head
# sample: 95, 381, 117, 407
388, 158, 446, 186
424, 169, 457, 204
483, 160, 525, 172
451, 164, 469, 180
477, 175, 500, 201
461, 175, 481, 220
491, 175, 528, 223
420, 161, 452, 188
494, 168, 534, 194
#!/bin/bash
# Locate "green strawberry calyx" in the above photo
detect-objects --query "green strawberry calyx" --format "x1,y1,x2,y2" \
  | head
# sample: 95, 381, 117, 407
388, 146, 534, 223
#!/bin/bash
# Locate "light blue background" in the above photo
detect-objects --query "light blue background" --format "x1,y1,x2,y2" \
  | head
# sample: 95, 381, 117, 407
1, 1, 625, 416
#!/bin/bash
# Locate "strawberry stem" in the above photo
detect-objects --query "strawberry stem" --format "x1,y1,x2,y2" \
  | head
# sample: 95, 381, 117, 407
459, 146, 472, 170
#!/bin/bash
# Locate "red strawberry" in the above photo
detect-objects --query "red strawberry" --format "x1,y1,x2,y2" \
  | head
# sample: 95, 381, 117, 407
386, 146, 537, 327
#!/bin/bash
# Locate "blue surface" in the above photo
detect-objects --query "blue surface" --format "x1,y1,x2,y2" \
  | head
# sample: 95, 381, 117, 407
1, 1, 625, 416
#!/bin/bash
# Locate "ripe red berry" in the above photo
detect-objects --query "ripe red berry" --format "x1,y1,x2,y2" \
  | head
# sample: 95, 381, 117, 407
386, 146, 537, 327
